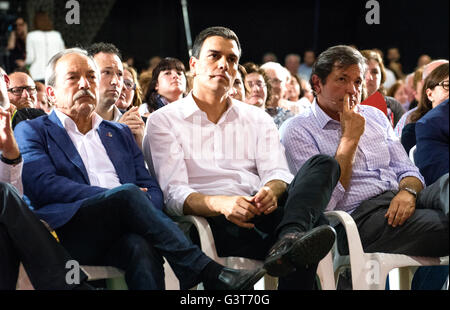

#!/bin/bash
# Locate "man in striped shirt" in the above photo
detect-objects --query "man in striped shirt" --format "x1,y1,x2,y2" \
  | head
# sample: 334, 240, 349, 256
282, 45, 448, 258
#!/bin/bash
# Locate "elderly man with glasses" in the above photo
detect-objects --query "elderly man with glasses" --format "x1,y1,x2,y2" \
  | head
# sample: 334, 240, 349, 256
1, 70, 46, 129
7, 72, 38, 110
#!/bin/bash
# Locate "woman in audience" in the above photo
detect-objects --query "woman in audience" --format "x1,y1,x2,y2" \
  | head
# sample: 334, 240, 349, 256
243, 62, 293, 128
141, 57, 187, 115
401, 63, 448, 154
229, 65, 247, 101
388, 80, 410, 111
285, 73, 311, 114
360, 49, 405, 127
115, 65, 143, 112
25, 11, 65, 82
242, 62, 271, 109
286, 73, 301, 102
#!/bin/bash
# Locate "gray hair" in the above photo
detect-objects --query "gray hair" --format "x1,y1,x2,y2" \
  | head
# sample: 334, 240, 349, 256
260, 61, 291, 83
310, 45, 367, 95
45, 48, 100, 87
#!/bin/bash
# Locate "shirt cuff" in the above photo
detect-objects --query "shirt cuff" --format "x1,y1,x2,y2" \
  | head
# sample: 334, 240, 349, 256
260, 171, 294, 188
0, 160, 23, 196
398, 172, 426, 188
165, 185, 198, 217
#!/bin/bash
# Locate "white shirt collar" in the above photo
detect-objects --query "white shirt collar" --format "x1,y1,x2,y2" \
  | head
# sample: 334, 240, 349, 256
181, 92, 238, 123
54, 109, 103, 134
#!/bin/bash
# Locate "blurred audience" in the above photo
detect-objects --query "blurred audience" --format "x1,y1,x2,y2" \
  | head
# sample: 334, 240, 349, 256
260, 61, 294, 128
262, 52, 278, 64
361, 49, 405, 127
387, 80, 410, 111
7, 17, 28, 73
35, 81, 52, 113
401, 63, 449, 154
115, 65, 143, 112
386, 47, 405, 80
395, 60, 448, 137
243, 62, 271, 109
298, 50, 315, 81
25, 11, 65, 82
229, 65, 247, 101
284, 54, 301, 76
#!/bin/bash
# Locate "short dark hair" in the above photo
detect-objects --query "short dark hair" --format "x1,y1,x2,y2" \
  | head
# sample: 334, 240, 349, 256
144, 57, 187, 113
191, 26, 241, 59
87, 42, 122, 60
310, 45, 367, 96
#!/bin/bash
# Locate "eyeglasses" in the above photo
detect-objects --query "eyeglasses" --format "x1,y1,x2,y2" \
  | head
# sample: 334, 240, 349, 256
247, 81, 266, 88
124, 80, 136, 91
437, 80, 449, 91
8, 86, 37, 96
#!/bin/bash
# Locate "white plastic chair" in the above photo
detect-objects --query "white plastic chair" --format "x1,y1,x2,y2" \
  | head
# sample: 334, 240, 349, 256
176, 215, 336, 290
325, 210, 449, 290
17, 263, 127, 290
409, 145, 417, 164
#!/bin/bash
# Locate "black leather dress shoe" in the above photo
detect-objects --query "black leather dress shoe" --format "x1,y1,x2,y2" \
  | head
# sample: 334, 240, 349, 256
203, 267, 266, 290
264, 225, 336, 277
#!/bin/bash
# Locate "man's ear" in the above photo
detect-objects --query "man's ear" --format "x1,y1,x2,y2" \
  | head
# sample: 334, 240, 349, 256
189, 56, 197, 77
311, 74, 321, 95
46, 85, 57, 104
4, 74, 10, 88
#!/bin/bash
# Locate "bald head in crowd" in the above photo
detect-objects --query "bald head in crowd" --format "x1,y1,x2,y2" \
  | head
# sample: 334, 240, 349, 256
7, 72, 37, 109
423, 59, 449, 81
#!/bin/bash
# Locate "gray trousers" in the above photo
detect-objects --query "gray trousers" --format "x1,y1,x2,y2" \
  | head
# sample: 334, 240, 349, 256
337, 173, 449, 257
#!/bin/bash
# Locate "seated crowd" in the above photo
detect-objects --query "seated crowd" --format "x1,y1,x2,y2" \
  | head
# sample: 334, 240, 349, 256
0, 25, 448, 290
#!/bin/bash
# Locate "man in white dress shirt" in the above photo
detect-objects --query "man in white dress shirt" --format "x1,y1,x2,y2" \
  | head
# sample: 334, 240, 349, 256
144, 26, 341, 289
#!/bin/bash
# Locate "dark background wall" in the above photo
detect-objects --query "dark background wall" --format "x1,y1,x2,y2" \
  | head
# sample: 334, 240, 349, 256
92, 0, 449, 74
3, 0, 448, 74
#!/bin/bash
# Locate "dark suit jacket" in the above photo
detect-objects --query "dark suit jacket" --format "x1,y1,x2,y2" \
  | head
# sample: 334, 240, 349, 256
11, 108, 47, 129
14, 111, 163, 229
415, 99, 449, 185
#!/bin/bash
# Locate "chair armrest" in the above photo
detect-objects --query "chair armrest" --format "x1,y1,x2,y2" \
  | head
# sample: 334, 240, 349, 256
176, 215, 222, 263
325, 211, 367, 267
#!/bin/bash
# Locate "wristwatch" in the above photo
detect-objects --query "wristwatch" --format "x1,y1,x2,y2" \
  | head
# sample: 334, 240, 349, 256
400, 187, 417, 199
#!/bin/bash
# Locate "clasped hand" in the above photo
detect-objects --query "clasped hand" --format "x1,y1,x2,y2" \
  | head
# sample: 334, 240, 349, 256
221, 186, 278, 229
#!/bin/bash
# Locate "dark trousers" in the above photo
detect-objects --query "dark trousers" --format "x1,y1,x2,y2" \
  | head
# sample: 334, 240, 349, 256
0, 182, 85, 290
337, 173, 449, 257
55, 183, 211, 290
205, 155, 341, 289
